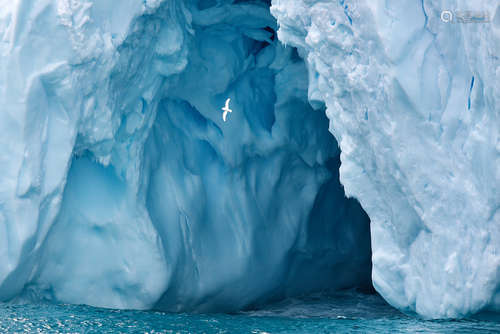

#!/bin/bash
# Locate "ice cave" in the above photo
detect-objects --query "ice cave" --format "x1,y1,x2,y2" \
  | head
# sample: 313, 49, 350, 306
0, 0, 499, 323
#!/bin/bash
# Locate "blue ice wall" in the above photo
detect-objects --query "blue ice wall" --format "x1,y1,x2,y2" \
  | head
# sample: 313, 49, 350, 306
1, 0, 496, 319
141, 1, 371, 310
0, 0, 370, 311
272, 0, 500, 319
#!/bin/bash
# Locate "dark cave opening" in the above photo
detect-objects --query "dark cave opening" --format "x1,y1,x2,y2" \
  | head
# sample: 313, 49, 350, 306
142, 0, 374, 311
10, 0, 374, 312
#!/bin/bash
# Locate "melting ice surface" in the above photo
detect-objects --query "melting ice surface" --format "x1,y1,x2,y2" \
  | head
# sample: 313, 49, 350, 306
0, 0, 499, 321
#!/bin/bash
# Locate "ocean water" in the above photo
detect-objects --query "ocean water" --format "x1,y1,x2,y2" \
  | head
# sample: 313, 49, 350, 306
1, 291, 499, 333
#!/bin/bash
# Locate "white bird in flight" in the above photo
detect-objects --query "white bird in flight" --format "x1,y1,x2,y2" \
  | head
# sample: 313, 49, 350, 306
222, 98, 232, 122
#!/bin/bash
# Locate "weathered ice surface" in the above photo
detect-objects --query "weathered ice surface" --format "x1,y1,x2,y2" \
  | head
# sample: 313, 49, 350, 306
0, 0, 370, 312
272, 0, 500, 319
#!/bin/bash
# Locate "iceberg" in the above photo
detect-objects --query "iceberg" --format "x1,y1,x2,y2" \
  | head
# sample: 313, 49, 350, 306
272, 0, 500, 318
0, 0, 498, 319
0, 0, 371, 312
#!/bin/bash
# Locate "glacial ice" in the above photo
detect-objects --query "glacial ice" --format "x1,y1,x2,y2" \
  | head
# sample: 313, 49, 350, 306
272, 0, 500, 318
1, 0, 498, 319
0, 0, 371, 312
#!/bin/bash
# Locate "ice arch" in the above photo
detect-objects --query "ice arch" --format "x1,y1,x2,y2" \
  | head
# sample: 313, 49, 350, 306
0, 0, 372, 311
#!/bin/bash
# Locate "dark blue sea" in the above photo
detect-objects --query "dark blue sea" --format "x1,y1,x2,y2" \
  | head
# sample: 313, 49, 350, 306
1, 291, 499, 333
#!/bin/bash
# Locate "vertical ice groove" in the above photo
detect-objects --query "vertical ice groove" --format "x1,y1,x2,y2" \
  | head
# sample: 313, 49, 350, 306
468, 76, 474, 110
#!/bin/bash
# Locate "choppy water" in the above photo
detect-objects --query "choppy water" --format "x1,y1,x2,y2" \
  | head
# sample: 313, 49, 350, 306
1, 291, 499, 333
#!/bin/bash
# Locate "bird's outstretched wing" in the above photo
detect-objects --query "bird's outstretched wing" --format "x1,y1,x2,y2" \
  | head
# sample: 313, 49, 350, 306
225, 98, 231, 109
222, 111, 228, 122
